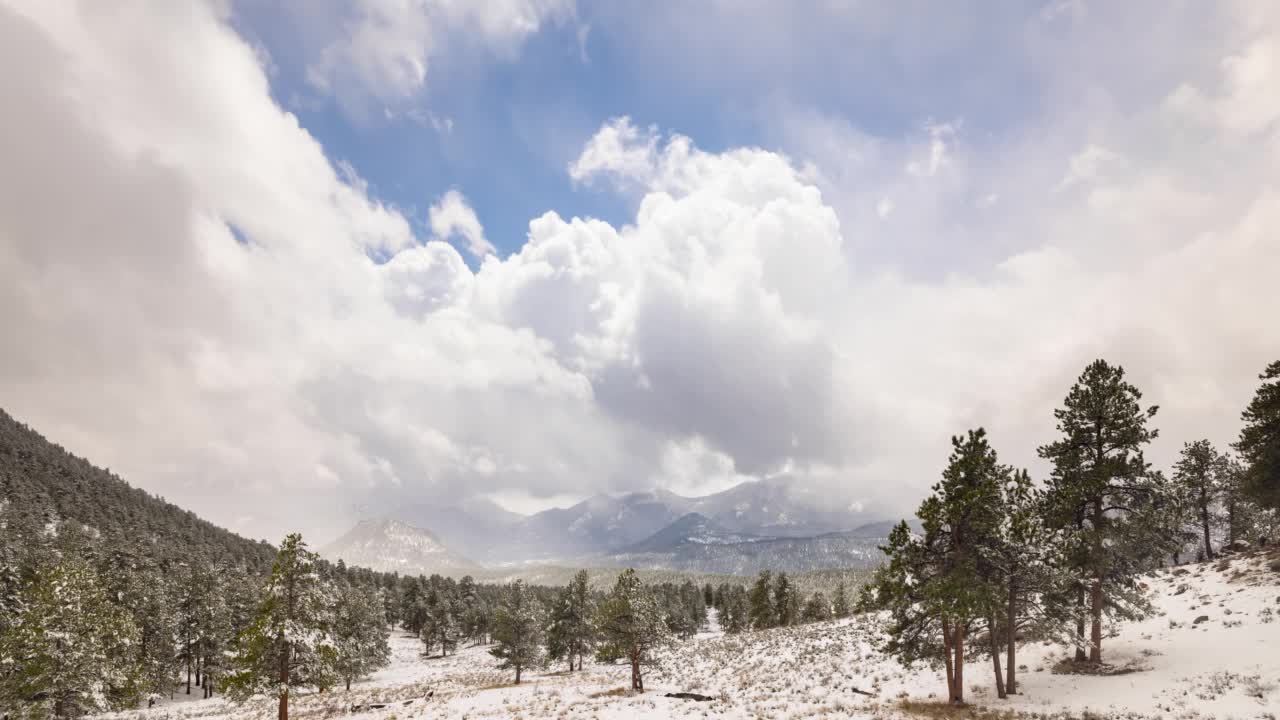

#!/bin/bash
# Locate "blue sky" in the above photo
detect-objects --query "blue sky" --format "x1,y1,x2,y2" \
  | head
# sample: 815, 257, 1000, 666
230, 1, 1055, 263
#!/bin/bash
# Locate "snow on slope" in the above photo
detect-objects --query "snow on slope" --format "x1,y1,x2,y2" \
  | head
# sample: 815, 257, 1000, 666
97, 549, 1280, 719
320, 518, 477, 576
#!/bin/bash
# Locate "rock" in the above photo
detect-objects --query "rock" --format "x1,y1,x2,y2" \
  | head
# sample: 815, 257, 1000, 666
1174, 584, 1189, 596
1226, 540, 1251, 552
1172, 568, 1190, 577
1224, 608, 1233, 615
1267, 558, 1280, 573
1193, 615, 1210, 625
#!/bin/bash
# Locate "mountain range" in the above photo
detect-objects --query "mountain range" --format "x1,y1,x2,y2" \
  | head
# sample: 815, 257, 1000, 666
327, 478, 922, 577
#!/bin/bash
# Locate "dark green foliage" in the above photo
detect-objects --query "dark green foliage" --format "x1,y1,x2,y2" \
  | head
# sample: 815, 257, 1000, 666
546, 570, 596, 671
224, 535, 338, 720
747, 570, 774, 630
333, 583, 391, 691
0, 409, 276, 570
1171, 440, 1228, 560
1038, 360, 1175, 664
489, 580, 545, 684
593, 569, 670, 692
801, 592, 831, 622
1236, 361, 1280, 512
773, 572, 795, 627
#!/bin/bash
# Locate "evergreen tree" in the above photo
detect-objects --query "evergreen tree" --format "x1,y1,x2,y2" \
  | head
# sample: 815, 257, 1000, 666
594, 569, 670, 692
747, 571, 774, 630
801, 592, 831, 623
489, 580, 544, 684
546, 570, 595, 671
720, 586, 749, 634
772, 573, 792, 627
1220, 456, 1263, 545
225, 534, 337, 720
1235, 360, 1280, 512
0, 555, 142, 718
832, 581, 851, 619
1038, 360, 1173, 664
333, 583, 391, 691
863, 429, 1009, 705
1172, 440, 1227, 560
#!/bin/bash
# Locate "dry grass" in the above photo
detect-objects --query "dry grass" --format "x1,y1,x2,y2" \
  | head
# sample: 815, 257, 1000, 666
586, 687, 629, 699
1050, 658, 1147, 677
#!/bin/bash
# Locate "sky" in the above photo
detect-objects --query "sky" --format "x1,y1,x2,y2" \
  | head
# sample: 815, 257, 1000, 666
2, 0, 1278, 544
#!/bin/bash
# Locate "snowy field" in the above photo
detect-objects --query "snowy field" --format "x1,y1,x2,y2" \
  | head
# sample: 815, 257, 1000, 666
99, 551, 1280, 720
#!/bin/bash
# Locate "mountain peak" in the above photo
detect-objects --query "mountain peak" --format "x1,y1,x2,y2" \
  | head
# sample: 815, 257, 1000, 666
322, 517, 475, 576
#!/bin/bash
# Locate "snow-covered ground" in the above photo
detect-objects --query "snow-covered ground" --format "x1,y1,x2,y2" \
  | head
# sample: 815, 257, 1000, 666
99, 551, 1280, 719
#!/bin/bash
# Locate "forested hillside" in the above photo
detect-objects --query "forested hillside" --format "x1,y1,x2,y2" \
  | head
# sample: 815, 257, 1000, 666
0, 408, 276, 569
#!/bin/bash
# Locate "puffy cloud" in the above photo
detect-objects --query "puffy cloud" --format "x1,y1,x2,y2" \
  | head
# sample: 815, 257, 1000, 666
428, 190, 495, 258
3, 0, 1280, 548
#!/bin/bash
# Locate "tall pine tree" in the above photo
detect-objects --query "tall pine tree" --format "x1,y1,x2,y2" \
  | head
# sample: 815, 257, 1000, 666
489, 580, 544, 684
1235, 360, 1280, 513
225, 534, 337, 720
1039, 360, 1173, 664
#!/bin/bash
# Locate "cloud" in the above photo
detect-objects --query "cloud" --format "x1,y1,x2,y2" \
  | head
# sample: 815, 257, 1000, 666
302, 0, 573, 119
429, 190, 495, 258
3, 0, 1280, 549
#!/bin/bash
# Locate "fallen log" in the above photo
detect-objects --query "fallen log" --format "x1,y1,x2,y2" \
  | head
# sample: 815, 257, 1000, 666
665, 692, 715, 702
850, 687, 875, 697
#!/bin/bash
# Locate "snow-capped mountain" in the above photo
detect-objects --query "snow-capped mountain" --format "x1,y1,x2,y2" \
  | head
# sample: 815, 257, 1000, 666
604, 514, 893, 575
620, 512, 760, 554
321, 518, 477, 577
384, 477, 910, 572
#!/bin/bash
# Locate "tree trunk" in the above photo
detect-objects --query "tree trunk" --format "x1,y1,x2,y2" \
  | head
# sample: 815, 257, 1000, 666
346, 677, 351, 691
196, 655, 202, 687
989, 618, 1006, 699
1089, 577, 1103, 663
941, 618, 956, 701
1074, 583, 1087, 662
1006, 583, 1017, 694
631, 652, 643, 692
279, 642, 290, 720
186, 648, 192, 695
952, 624, 965, 705
515, 664, 522, 684
1200, 503, 1214, 560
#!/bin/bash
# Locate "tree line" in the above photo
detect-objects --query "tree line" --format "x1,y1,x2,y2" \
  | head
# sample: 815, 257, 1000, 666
860, 359, 1280, 706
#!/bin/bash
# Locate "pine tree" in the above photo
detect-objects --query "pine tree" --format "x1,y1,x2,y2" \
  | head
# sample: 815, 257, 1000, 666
489, 580, 544, 684
1220, 456, 1262, 545
863, 429, 1009, 705
1172, 440, 1228, 560
721, 586, 749, 634
0, 555, 142, 718
1235, 360, 1280, 512
1038, 360, 1173, 664
801, 592, 831, 623
832, 582, 851, 619
546, 570, 595, 671
773, 573, 793, 627
333, 583, 391, 691
747, 571, 774, 630
594, 569, 670, 692
225, 534, 337, 720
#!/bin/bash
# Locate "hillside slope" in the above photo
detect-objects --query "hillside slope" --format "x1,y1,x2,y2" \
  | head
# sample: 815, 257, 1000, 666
96, 547, 1280, 719
0, 408, 275, 568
